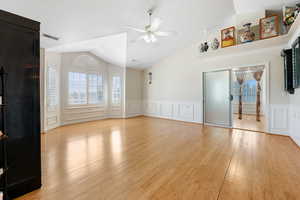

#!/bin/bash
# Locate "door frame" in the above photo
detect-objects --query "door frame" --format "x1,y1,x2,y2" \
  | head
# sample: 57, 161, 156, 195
202, 62, 270, 131
203, 69, 233, 128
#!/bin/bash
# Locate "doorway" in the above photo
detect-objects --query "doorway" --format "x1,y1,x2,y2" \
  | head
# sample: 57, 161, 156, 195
203, 64, 269, 132
231, 65, 267, 132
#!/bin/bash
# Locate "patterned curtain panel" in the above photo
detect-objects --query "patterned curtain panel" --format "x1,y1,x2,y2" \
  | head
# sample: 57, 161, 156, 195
235, 72, 245, 120
253, 70, 264, 121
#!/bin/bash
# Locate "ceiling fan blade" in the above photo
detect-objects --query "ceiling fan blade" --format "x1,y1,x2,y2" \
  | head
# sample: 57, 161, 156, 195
150, 18, 162, 31
130, 34, 147, 43
155, 31, 176, 37
125, 26, 146, 33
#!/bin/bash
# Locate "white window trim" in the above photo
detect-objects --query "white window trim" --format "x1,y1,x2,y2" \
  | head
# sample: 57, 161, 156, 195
66, 70, 106, 108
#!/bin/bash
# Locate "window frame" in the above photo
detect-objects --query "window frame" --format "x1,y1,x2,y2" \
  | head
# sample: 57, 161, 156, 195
67, 70, 105, 107
232, 79, 257, 104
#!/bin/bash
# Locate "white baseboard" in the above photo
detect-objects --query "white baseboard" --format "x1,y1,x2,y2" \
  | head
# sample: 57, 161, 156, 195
125, 113, 143, 118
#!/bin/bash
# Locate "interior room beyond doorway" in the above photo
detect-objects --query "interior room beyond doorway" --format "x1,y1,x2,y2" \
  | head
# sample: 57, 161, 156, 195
232, 65, 267, 132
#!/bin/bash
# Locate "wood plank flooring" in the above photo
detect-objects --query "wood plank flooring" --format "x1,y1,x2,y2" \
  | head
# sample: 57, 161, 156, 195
16, 116, 300, 200
233, 114, 267, 133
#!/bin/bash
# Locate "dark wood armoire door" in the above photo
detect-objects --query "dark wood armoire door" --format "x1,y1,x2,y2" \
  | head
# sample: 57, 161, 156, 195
0, 10, 41, 199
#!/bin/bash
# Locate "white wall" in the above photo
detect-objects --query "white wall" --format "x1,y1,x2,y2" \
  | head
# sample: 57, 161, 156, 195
143, 43, 290, 134
144, 45, 287, 103
125, 68, 143, 117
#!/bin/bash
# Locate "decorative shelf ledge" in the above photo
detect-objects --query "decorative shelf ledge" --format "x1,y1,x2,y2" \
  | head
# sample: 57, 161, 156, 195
198, 35, 289, 60
198, 14, 300, 60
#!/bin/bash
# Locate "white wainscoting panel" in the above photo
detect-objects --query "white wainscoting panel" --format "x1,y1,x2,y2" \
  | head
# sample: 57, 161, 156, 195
269, 104, 289, 135
175, 103, 194, 121
144, 102, 160, 115
160, 103, 174, 118
61, 106, 107, 125
143, 101, 202, 123
289, 105, 300, 146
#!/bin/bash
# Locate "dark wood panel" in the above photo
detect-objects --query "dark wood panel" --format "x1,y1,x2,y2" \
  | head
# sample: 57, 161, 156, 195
0, 10, 40, 31
0, 10, 41, 199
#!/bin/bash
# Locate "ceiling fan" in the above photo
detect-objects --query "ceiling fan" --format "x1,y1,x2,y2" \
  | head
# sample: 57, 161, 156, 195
126, 9, 175, 43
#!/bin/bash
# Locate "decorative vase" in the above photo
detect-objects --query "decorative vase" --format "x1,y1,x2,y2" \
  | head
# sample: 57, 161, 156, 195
284, 7, 296, 26
199, 42, 209, 53
211, 38, 220, 50
240, 23, 255, 43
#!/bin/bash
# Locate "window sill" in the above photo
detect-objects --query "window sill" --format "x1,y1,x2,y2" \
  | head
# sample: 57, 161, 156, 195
65, 104, 106, 110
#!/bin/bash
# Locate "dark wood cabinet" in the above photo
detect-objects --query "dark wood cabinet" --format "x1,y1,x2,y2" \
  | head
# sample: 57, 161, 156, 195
0, 10, 41, 199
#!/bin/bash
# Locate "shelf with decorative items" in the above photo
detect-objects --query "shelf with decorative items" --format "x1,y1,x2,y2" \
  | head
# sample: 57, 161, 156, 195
0, 66, 9, 200
198, 5, 300, 60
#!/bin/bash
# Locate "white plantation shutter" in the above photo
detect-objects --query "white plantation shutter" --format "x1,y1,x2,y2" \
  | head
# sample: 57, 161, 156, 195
47, 67, 58, 111
112, 76, 121, 105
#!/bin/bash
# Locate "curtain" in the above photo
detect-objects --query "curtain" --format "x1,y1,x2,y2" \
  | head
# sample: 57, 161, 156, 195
235, 72, 245, 120
253, 70, 264, 121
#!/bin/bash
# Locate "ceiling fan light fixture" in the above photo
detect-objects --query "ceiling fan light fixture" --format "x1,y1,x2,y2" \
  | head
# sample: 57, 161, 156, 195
150, 34, 157, 42
126, 8, 175, 44
143, 33, 157, 43
143, 35, 151, 43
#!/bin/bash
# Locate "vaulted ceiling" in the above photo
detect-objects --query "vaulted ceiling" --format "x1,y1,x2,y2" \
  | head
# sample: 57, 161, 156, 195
1, 0, 298, 68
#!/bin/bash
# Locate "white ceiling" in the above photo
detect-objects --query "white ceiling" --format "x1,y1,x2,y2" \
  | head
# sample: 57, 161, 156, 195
1, 0, 298, 68
48, 33, 127, 67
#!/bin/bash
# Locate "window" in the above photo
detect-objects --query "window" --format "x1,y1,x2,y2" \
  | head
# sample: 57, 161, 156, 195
233, 79, 257, 103
47, 66, 58, 110
68, 72, 104, 105
112, 76, 121, 105
68, 72, 87, 105
88, 74, 104, 104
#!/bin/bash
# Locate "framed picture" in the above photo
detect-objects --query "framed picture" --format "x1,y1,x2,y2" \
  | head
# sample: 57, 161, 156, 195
221, 26, 236, 48
260, 15, 279, 40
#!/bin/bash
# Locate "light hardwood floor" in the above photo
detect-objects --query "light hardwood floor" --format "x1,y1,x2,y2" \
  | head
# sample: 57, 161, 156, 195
17, 116, 300, 200
233, 114, 267, 132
